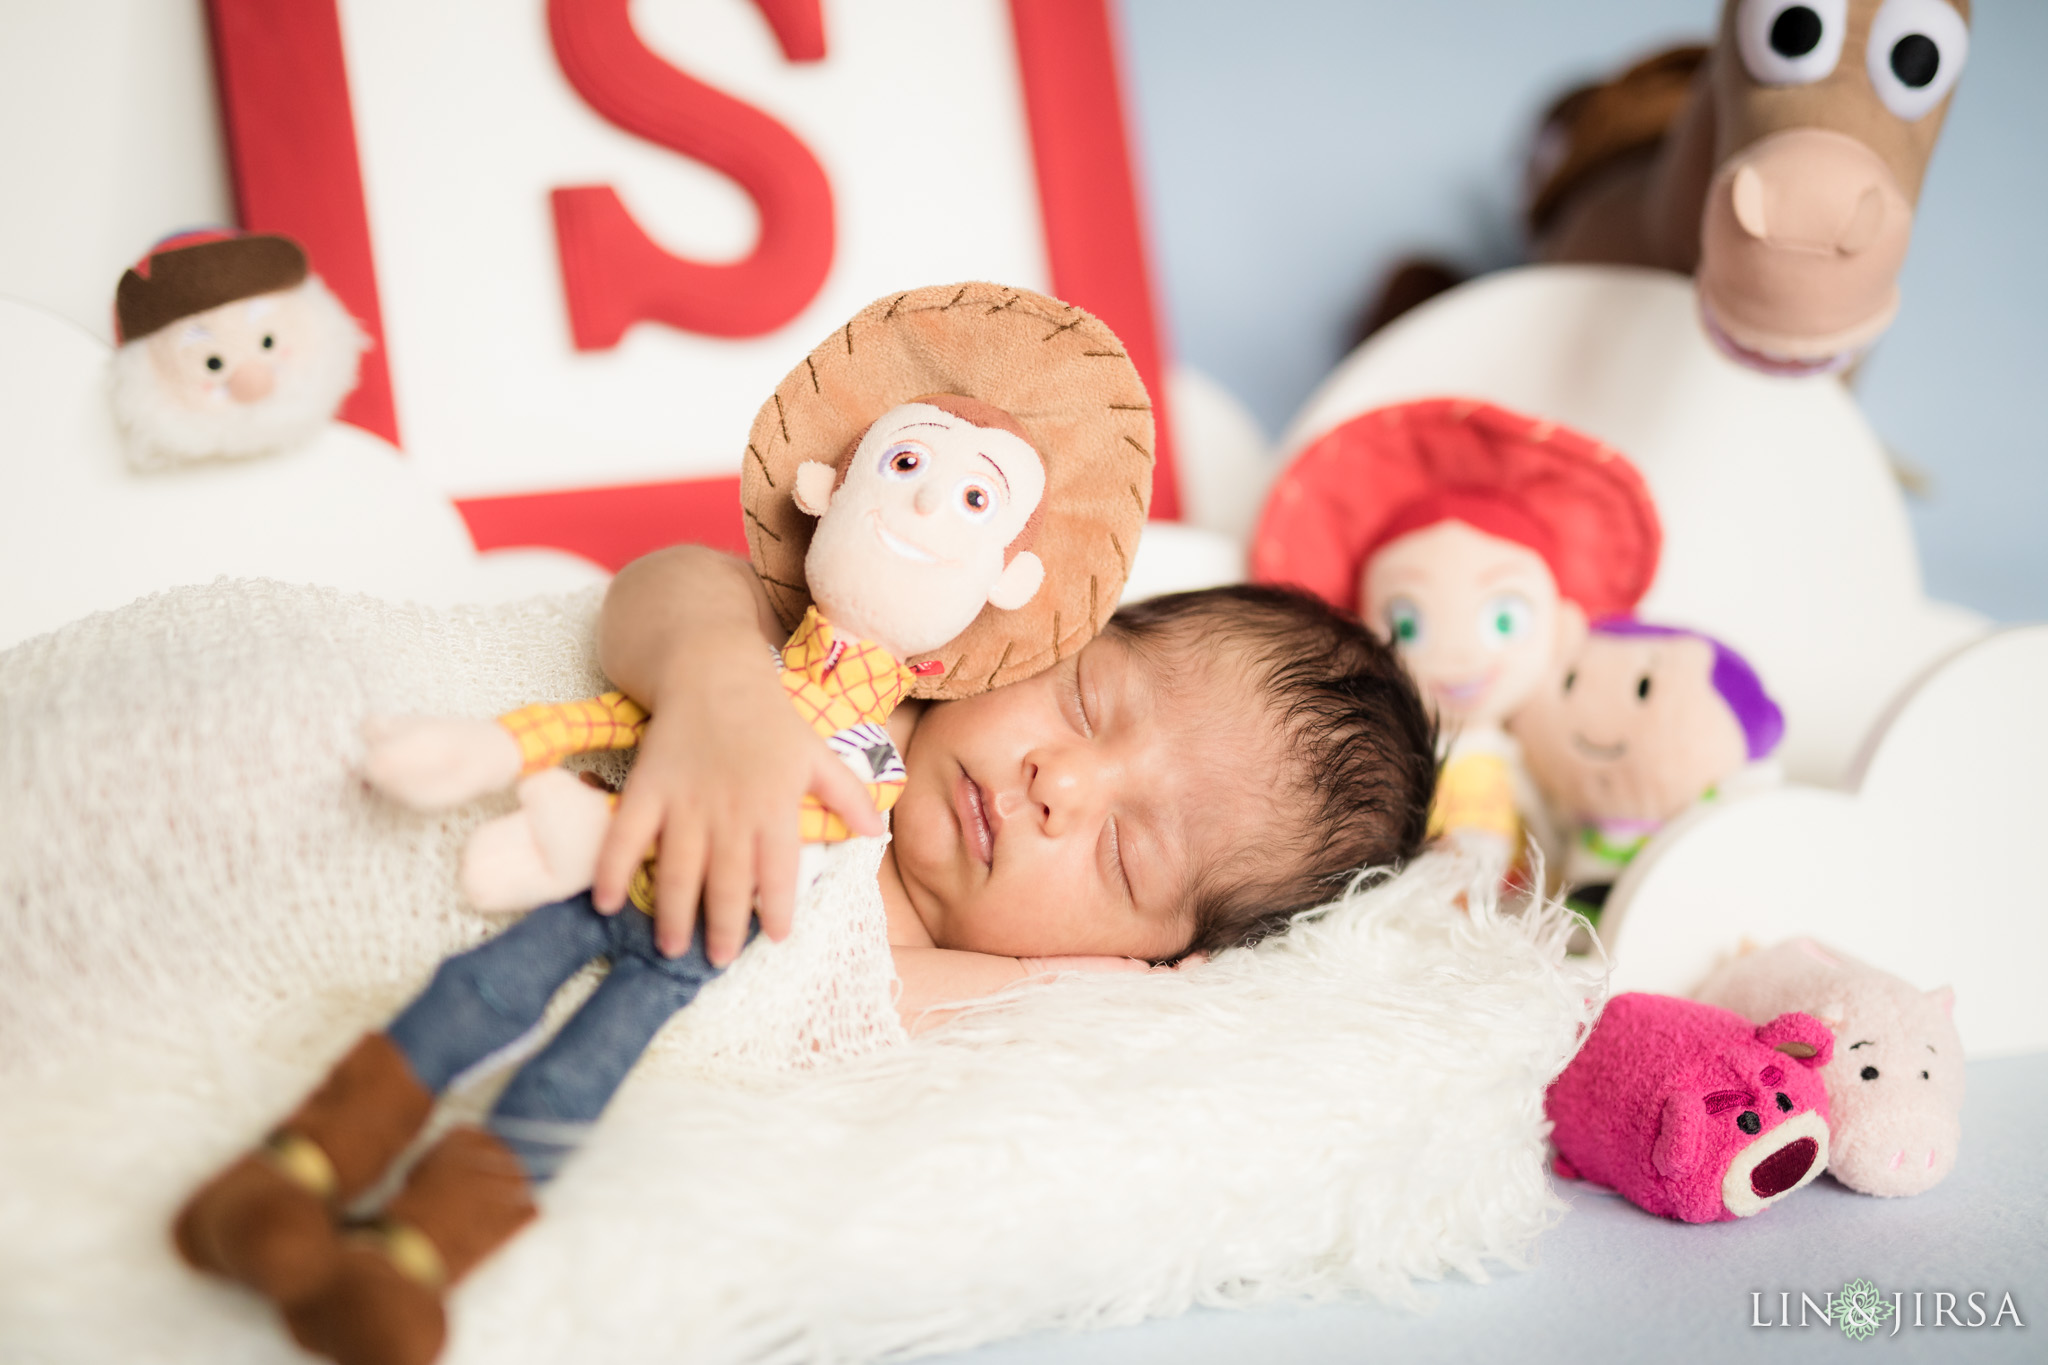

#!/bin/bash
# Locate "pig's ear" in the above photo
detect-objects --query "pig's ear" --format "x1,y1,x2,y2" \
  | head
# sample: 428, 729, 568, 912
1928, 985, 1956, 1019
1793, 938, 1841, 968
1652, 1092, 1702, 1181
1756, 1011, 1835, 1069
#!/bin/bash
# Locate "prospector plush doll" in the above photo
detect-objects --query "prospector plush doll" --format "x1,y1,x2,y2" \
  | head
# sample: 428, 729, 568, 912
171, 282, 1152, 1365
108, 229, 368, 470
1251, 399, 1661, 879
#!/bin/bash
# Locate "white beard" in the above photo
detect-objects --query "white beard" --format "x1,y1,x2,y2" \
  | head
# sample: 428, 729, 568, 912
107, 276, 370, 473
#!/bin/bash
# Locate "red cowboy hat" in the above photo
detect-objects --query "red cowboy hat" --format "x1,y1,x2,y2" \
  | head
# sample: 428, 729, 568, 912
1250, 397, 1661, 619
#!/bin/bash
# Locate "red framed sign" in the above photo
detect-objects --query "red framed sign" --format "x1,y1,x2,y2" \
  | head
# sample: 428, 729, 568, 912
205, 0, 1179, 570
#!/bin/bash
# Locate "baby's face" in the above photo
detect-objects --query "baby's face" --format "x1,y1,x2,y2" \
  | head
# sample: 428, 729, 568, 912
1512, 631, 1749, 825
1360, 519, 1577, 730
887, 629, 1275, 960
143, 288, 316, 411
804, 402, 1046, 658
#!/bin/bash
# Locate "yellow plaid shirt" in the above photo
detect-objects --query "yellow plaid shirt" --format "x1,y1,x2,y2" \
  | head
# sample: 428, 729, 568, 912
491, 606, 916, 914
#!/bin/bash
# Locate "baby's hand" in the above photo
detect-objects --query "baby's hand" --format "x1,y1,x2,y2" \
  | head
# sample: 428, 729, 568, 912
593, 648, 882, 965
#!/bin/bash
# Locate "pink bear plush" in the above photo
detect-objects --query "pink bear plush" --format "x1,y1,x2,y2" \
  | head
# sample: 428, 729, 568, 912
1546, 993, 1834, 1222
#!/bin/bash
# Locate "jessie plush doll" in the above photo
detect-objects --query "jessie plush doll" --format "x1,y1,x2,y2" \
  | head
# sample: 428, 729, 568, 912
171, 282, 1154, 1365
1251, 398, 1661, 877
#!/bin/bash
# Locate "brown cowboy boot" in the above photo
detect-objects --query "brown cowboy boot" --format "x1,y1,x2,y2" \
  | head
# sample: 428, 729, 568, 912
173, 1033, 434, 1303
284, 1125, 537, 1365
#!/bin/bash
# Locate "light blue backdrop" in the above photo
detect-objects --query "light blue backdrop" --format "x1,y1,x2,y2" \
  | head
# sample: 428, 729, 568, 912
1117, 0, 2048, 623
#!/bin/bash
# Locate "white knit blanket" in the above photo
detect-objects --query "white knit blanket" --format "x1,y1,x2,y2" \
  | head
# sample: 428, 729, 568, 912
0, 581, 1601, 1364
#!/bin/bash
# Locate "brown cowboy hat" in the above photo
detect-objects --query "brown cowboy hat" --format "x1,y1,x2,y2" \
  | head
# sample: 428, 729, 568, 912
741, 282, 1155, 700
114, 230, 309, 344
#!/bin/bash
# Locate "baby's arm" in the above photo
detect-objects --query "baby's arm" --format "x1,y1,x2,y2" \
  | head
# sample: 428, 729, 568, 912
596, 546, 883, 965
890, 947, 1186, 1033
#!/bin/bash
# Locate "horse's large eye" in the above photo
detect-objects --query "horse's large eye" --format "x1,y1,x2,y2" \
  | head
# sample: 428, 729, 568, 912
1865, 0, 1968, 121
1736, 0, 1848, 85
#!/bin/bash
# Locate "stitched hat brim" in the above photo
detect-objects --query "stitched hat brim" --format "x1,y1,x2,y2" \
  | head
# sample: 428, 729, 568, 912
742, 283, 1155, 700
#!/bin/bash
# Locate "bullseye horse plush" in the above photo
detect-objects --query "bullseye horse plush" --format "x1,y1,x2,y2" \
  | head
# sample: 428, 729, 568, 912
1363, 1, 1970, 378
1530, 0, 1970, 376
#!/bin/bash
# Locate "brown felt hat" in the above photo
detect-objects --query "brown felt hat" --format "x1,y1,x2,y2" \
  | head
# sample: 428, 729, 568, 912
114, 230, 309, 344
741, 282, 1155, 700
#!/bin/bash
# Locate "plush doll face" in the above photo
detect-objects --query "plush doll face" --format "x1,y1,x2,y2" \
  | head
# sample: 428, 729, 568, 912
110, 275, 367, 469
1697, 0, 1971, 369
142, 288, 324, 412
1360, 519, 1585, 730
1545, 993, 1834, 1223
1514, 630, 1750, 826
794, 401, 1047, 659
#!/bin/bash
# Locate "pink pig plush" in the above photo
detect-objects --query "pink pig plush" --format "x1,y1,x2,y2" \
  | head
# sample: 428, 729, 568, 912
1546, 993, 1834, 1222
1695, 939, 1963, 1198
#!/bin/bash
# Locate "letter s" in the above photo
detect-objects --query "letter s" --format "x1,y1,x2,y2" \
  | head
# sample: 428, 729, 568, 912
548, 0, 834, 348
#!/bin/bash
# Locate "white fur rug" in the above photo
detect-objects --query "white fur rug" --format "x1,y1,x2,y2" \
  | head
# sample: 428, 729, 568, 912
0, 581, 1600, 1364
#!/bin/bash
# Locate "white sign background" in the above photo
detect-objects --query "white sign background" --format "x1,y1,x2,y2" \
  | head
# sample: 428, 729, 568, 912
340, 0, 1053, 499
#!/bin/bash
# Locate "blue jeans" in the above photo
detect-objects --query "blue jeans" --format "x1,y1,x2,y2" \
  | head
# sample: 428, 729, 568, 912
387, 892, 746, 1183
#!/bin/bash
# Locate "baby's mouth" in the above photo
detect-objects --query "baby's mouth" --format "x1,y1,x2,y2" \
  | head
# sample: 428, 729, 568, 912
870, 511, 947, 566
1572, 734, 1628, 762
955, 768, 996, 868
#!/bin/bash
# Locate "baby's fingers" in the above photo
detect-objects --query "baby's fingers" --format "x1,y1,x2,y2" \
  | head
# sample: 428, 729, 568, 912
653, 824, 708, 958
700, 835, 757, 967
594, 785, 663, 914
809, 753, 883, 839
754, 818, 800, 944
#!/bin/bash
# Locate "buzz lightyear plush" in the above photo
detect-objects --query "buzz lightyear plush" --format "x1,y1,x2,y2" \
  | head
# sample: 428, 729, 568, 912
171, 283, 1152, 1365
1511, 617, 1785, 922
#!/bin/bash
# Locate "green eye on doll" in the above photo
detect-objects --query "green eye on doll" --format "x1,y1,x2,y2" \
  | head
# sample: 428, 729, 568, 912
1385, 598, 1423, 648
1479, 593, 1533, 646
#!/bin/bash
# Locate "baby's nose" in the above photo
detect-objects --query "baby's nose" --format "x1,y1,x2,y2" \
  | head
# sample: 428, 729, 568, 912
1033, 752, 1108, 834
912, 480, 943, 515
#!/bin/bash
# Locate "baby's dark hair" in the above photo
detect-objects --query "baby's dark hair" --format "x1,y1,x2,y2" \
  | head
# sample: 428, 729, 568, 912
1104, 584, 1437, 957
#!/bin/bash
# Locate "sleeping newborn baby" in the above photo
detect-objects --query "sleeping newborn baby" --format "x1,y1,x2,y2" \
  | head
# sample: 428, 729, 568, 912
174, 547, 1438, 1365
